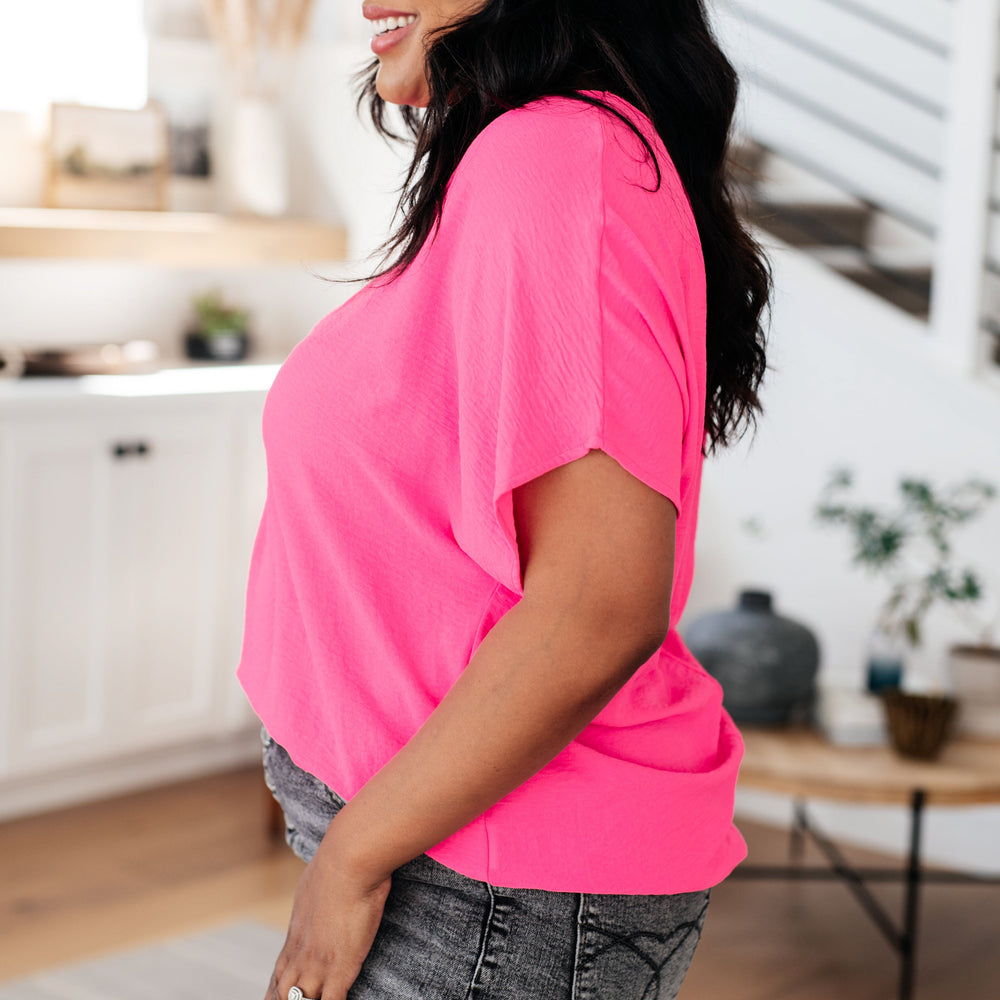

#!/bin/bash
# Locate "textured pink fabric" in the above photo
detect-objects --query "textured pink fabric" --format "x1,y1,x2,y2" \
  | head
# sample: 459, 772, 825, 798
236, 90, 746, 893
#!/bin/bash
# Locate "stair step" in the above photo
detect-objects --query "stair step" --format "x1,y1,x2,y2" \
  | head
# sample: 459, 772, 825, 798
834, 263, 932, 318
728, 138, 935, 320
728, 139, 768, 180
742, 200, 873, 249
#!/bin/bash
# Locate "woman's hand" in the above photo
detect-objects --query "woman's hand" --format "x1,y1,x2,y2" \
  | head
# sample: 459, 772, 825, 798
264, 831, 392, 1000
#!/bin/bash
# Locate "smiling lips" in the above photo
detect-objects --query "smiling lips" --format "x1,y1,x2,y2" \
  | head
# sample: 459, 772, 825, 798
364, 5, 419, 54
372, 14, 417, 35
363, 5, 416, 16
362, 4, 418, 26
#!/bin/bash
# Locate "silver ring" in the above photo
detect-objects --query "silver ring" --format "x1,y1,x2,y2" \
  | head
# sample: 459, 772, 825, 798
287, 988, 318, 1000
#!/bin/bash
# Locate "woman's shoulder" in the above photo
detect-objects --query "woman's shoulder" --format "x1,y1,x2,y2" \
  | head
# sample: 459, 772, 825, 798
458, 91, 683, 199
456, 93, 604, 182
445, 91, 697, 256
444, 95, 606, 226
466, 90, 645, 154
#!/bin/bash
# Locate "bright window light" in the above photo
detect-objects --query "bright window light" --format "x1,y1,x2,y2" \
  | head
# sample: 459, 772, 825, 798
0, 1, 147, 115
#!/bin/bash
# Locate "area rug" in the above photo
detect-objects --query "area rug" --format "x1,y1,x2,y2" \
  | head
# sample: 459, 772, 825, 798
0, 920, 285, 1000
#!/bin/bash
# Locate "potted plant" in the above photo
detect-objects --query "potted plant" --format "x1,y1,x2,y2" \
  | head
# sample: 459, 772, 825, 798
815, 467, 996, 679
184, 289, 252, 361
814, 467, 999, 751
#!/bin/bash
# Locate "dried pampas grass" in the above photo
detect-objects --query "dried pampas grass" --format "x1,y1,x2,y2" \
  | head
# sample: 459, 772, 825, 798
200, 0, 315, 96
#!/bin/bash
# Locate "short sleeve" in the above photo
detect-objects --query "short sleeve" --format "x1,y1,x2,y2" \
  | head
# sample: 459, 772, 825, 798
445, 99, 695, 596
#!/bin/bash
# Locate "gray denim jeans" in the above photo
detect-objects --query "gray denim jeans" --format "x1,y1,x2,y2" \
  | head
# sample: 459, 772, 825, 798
261, 726, 711, 1000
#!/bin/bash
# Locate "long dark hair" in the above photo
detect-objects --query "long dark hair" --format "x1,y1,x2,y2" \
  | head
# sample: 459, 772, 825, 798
332, 0, 772, 455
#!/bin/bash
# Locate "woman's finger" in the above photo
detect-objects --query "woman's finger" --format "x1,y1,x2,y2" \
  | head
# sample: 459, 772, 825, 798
264, 937, 292, 1000
275, 966, 327, 1000
275, 951, 365, 1000
264, 965, 281, 1000
268, 943, 323, 1000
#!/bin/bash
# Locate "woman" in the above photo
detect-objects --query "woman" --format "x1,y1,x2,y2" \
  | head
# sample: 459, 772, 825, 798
238, 1, 772, 998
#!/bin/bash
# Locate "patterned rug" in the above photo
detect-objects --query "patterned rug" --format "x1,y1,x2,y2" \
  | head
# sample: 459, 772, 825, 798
0, 920, 285, 1000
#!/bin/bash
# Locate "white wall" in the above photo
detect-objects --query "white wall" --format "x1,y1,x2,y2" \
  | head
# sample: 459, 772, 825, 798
0, 25, 412, 363
685, 240, 1000, 683
685, 237, 1000, 874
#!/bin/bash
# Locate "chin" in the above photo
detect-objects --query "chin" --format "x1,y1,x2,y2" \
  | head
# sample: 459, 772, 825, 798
380, 95, 427, 109
376, 78, 428, 108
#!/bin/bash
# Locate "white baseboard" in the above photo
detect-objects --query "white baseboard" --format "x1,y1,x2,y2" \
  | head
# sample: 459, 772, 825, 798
0, 727, 263, 822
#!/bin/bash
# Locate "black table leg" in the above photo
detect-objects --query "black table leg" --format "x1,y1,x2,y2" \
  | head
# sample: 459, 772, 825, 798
733, 787, 998, 1000
790, 797, 807, 863
898, 789, 926, 1000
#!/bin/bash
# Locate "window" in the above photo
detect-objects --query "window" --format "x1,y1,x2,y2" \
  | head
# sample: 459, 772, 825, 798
0, 1, 147, 116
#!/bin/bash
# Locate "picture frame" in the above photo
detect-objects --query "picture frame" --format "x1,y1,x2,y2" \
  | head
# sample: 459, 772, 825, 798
149, 57, 220, 213
45, 101, 170, 211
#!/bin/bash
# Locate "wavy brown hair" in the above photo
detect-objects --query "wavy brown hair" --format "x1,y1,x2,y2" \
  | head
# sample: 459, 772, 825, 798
328, 0, 772, 455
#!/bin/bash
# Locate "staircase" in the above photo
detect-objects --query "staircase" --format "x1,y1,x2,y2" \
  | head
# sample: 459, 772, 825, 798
711, 0, 1000, 380
727, 139, 934, 320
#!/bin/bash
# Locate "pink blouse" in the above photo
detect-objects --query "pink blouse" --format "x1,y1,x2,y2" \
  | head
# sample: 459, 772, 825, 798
236, 90, 746, 893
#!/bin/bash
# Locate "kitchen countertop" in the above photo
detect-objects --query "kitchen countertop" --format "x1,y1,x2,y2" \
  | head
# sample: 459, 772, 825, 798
0, 357, 284, 404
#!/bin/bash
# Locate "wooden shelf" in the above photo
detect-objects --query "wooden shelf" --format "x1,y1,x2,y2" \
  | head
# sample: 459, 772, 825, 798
0, 207, 348, 266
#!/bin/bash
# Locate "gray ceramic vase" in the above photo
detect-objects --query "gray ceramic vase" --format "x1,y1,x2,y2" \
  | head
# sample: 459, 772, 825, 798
682, 589, 820, 725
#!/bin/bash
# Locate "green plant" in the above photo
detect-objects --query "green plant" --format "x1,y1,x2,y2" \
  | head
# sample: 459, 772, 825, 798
814, 467, 997, 648
191, 289, 250, 337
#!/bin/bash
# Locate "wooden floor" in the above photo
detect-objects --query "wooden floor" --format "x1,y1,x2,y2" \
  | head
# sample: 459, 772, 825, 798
0, 765, 997, 998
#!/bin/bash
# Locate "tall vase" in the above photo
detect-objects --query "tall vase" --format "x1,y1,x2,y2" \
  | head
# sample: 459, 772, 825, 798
228, 95, 289, 217
865, 625, 907, 693
682, 589, 821, 725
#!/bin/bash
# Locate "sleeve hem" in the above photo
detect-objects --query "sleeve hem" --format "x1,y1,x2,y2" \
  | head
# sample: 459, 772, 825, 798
491, 435, 683, 597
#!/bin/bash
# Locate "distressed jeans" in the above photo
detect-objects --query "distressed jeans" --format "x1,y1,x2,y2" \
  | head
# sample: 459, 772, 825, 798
261, 726, 711, 1000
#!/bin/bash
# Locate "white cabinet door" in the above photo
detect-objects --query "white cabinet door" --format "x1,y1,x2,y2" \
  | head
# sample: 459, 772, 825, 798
104, 406, 235, 751
0, 417, 115, 775
219, 396, 269, 731
0, 402, 240, 777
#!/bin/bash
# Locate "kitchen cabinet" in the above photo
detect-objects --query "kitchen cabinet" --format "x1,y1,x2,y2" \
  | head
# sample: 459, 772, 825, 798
0, 369, 274, 819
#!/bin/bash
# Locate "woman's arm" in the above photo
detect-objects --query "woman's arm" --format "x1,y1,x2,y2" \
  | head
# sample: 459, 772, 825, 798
265, 447, 677, 1000
324, 446, 677, 878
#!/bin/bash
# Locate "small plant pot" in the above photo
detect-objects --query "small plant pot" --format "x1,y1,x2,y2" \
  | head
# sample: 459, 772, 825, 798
948, 644, 1000, 738
880, 690, 957, 761
184, 328, 250, 362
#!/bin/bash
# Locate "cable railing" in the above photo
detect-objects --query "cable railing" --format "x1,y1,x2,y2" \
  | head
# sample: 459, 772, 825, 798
713, 0, 948, 230
982, 103, 1000, 364
712, 0, 1000, 378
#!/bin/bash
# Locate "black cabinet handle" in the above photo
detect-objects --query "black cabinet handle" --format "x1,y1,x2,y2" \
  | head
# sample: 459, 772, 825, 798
111, 440, 153, 459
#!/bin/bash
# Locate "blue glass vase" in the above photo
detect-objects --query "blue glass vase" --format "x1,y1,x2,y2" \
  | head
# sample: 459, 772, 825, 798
866, 626, 906, 693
